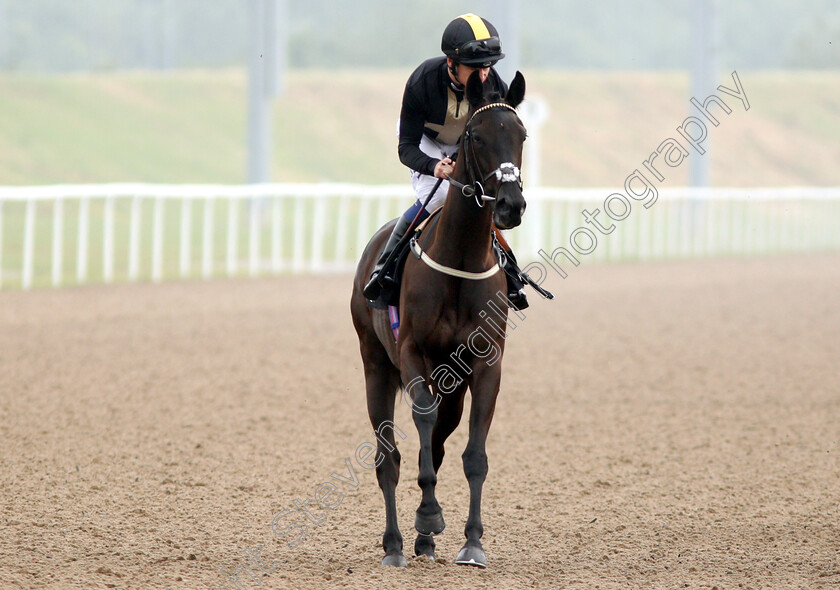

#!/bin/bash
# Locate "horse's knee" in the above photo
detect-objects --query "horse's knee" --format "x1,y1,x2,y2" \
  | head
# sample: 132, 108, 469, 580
462, 449, 488, 480
375, 447, 401, 485
412, 409, 436, 430
411, 398, 438, 430
407, 383, 440, 427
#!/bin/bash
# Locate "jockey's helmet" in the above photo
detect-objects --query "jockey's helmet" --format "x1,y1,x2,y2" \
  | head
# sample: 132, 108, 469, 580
441, 13, 505, 68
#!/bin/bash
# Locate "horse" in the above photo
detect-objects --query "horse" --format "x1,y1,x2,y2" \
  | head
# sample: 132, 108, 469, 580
350, 69, 528, 568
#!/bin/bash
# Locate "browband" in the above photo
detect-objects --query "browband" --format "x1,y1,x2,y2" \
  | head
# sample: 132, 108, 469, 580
465, 102, 517, 127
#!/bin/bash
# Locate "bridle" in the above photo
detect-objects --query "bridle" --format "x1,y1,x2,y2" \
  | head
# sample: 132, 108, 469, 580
408, 101, 525, 280
446, 102, 524, 208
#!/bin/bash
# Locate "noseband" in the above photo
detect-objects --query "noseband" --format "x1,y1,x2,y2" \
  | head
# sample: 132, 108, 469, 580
446, 102, 523, 208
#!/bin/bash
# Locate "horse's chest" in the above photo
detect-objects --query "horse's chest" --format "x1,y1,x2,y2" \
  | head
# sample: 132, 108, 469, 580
416, 313, 484, 353
403, 290, 501, 354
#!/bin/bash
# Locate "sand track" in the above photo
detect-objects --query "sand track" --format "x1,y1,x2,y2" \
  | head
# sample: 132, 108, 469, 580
1, 254, 838, 589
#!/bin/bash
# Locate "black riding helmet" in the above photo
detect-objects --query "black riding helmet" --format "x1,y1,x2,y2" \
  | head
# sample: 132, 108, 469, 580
441, 13, 505, 68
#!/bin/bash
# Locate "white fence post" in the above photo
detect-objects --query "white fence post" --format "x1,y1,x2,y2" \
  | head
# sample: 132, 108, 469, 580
357, 197, 370, 265
180, 199, 192, 279
129, 196, 141, 282
292, 196, 305, 273
248, 198, 260, 277
22, 199, 35, 290
52, 198, 64, 287
226, 197, 239, 277
311, 195, 327, 272
103, 195, 115, 283
152, 196, 164, 283
334, 194, 349, 271
375, 195, 389, 229
271, 196, 283, 273
202, 197, 214, 279
77, 197, 90, 285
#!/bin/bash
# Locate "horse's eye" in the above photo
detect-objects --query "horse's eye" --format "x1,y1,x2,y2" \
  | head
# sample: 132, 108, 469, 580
472, 134, 483, 145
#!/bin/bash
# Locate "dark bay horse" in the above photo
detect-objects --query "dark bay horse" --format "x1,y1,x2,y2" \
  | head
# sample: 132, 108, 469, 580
350, 70, 528, 568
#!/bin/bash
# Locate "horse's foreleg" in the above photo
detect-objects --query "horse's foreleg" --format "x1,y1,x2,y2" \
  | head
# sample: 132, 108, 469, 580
414, 386, 466, 560
399, 342, 445, 538
362, 343, 406, 567
431, 385, 466, 473
456, 365, 501, 568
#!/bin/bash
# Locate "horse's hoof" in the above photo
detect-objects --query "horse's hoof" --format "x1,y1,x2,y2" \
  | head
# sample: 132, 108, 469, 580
455, 545, 487, 568
381, 553, 408, 567
414, 534, 436, 560
414, 511, 445, 535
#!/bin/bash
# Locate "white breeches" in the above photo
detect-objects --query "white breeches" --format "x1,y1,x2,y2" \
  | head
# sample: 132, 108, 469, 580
398, 120, 458, 214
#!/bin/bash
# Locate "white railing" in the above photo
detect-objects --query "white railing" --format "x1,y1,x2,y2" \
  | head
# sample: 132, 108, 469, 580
0, 183, 838, 290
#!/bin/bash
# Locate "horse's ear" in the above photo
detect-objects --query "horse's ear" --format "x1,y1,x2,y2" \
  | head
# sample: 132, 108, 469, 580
466, 70, 484, 109
505, 71, 526, 109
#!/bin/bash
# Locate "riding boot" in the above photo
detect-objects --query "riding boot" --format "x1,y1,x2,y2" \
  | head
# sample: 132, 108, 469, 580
500, 247, 529, 311
363, 215, 414, 301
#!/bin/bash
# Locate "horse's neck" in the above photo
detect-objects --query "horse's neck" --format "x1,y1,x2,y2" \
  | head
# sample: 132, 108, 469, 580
432, 161, 494, 269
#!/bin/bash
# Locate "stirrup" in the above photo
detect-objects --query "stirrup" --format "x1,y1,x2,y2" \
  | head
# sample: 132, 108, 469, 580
506, 285, 529, 311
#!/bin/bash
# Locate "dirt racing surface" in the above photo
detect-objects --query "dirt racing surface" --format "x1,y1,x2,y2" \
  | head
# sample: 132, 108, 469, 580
1, 254, 838, 589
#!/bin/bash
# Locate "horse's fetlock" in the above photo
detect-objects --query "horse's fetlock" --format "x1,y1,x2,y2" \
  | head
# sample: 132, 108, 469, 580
417, 472, 437, 490
465, 523, 484, 540
383, 529, 403, 551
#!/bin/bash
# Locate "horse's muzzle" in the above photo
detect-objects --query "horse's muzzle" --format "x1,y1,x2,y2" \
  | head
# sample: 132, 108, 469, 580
493, 190, 525, 230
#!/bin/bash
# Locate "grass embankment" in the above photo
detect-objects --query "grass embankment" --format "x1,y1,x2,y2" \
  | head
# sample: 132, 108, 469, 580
0, 69, 839, 186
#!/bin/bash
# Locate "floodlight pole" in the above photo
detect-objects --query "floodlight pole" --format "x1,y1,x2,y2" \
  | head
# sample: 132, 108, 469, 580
247, 0, 286, 183
0, 0, 8, 70
161, 0, 176, 70
487, 0, 520, 85
690, 0, 717, 187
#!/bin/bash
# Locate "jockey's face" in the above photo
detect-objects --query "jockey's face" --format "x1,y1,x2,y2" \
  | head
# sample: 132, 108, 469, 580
447, 58, 490, 87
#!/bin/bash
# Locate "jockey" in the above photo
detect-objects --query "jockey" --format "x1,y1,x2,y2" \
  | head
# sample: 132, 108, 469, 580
363, 13, 530, 310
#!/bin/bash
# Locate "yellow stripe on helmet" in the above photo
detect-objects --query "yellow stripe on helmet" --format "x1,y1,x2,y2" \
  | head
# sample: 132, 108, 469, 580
458, 13, 491, 40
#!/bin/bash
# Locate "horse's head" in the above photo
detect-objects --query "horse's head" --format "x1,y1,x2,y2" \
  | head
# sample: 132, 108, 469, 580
462, 69, 527, 230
